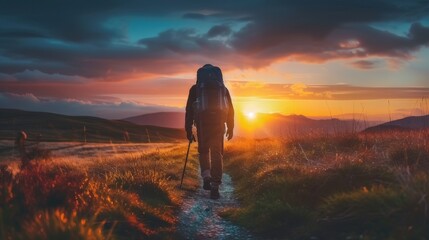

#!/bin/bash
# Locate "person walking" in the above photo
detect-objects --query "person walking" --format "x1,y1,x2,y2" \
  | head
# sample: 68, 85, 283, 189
15, 130, 28, 166
185, 64, 234, 199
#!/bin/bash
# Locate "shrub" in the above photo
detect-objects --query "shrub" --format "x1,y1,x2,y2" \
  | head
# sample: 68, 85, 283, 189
0, 165, 14, 205
105, 170, 174, 206
319, 187, 407, 238
389, 146, 429, 170
0, 165, 16, 239
14, 162, 88, 212
226, 199, 312, 238
17, 209, 111, 240
98, 190, 175, 239
236, 162, 396, 208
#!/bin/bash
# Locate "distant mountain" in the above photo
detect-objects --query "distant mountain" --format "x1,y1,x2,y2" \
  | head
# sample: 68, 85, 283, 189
123, 112, 185, 129
123, 111, 374, 137
0, 108, 184, 142
237, 113, 371, 137
364, 115, 429, 133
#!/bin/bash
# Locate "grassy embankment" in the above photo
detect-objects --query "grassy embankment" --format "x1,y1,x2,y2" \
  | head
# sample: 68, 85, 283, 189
223, 130, 429, 239
0, 143, 199, 239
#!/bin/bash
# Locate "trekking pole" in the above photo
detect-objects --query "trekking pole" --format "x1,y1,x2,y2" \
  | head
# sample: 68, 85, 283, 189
180, 136, 194, 189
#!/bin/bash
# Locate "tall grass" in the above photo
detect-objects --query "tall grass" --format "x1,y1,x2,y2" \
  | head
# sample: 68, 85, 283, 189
0, 143, 199, 239
224, 131, 429, 239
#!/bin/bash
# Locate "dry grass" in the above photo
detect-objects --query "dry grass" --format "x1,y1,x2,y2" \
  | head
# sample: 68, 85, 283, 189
0, 143, 199, 240
2, 129, 428, 239
224, 130, 429, 239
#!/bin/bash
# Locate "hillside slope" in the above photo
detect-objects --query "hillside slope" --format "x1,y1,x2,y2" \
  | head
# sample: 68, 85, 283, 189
0, 108, 184, 142
364, 115, 429, 133
123, 112, 185, 129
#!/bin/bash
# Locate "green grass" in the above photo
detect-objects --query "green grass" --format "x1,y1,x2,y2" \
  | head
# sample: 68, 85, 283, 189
3, 129, 428, 239
224, 131, 429, 239
0, 143, 200, 239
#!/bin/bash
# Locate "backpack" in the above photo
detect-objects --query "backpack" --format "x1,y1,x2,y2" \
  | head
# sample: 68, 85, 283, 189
193, 64, 229, 126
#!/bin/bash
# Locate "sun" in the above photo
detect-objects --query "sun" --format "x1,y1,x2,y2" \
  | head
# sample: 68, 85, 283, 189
246, 112, 256, 120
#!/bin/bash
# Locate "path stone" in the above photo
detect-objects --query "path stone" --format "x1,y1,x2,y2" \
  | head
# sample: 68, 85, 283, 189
178, 173, 257, 240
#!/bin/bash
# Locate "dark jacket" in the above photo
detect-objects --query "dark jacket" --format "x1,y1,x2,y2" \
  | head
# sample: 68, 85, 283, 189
185, 85, 234, 133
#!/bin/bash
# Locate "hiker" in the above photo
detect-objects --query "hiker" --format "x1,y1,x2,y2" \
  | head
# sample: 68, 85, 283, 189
123, 130, 130, 143
185, 64, 234, 199
15, 130, 28, 165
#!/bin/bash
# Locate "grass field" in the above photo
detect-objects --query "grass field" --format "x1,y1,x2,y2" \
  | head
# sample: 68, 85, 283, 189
1, 130, 429, 239
0, 141, 200, 239
223, 130, 429, 239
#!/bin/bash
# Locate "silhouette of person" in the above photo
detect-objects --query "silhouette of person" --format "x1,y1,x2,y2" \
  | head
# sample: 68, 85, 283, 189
124, 130, 130, 143
185, 64, 234, 199
15, 130, 28, 164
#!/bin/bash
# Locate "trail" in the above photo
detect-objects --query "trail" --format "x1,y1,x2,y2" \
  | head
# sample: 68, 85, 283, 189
178, 173, 257, 240
0, 140, 175, 161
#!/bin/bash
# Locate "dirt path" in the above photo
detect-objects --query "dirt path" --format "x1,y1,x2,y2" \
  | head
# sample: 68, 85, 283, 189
178, 173, 257, 240
0, 140, 175, 161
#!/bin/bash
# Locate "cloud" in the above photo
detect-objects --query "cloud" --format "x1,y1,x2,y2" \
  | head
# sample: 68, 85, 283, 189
230, 22, 429, 65
206, 25, 232, 38
350, 60, 381, 69
0, 76, 196, 102
0, 92, 182, 119
395, 107, 426, 116
229, 81, 429, 100
287, 83, 333, 99
138, 28, 230, 54
0, 69, 88, 82
182, 13, 207, 20
4, 92, 41, 102
289, 83, 312, 97
0, 0, 428, 82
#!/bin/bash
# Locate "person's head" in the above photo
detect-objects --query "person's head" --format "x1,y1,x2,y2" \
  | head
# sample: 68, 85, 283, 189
202, 64, 213, 68
20, 131, 27, 140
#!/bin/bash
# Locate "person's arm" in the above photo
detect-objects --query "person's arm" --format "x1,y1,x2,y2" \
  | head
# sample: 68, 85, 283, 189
185, 85, 196, 134
226, 88, 234, 135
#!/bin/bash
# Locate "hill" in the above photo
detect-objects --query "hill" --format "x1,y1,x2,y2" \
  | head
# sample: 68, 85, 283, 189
123, 112, 185, 129
364, 115, 429, 133
0, 108, 185, 142
123, 111, 374, 137
237, 113, 370, 137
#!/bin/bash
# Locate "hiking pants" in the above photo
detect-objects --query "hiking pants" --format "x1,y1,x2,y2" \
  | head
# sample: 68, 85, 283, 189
197, 125, 224, 186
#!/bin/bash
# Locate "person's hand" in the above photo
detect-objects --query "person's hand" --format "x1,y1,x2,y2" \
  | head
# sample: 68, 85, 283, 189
186, 131, 194, 142
226, 129, 233, 141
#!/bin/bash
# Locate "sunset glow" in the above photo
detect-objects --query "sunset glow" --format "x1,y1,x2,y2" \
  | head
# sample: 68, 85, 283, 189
0, 1, 428, 121
245, 112, 256, 120
1, 2, 429, 239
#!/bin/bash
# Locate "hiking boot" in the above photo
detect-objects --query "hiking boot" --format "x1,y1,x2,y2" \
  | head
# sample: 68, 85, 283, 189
210, 186, 220, 199
203, 177, 211, 190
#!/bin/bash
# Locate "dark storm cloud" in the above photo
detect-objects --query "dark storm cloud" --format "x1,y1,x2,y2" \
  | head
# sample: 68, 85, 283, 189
228, 0, 429, 63
334, 23, 429, 58
138, 28, 230, 54
0, 0, 429, 80
0, 6, 123, 44
409, 22, 429, 43
0, 69, 88, 82
0, 31, 227, 79
206, 25, 232, 38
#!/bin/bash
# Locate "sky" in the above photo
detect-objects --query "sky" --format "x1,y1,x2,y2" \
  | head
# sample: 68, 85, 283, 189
0, 0, 428, 121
